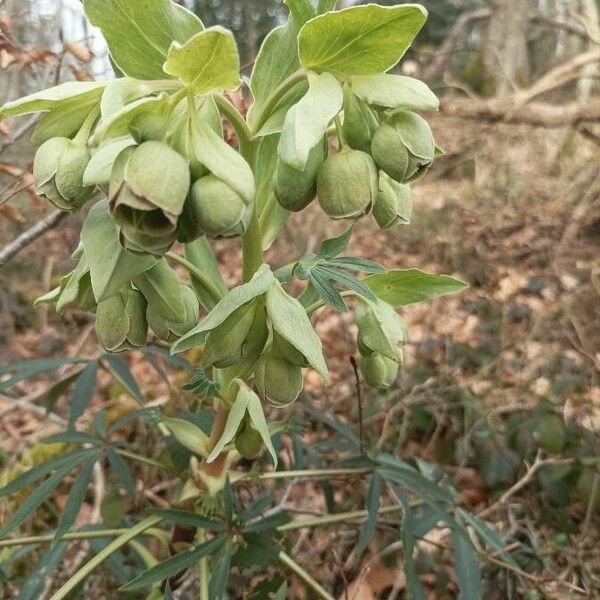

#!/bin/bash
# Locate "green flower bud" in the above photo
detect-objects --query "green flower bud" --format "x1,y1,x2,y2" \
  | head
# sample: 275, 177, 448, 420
203, 302, 257, 369
235, 417, 263, 460
186, 175, 251, 239
254, 352, 303, 407
275, 139, 325, 212
355, 299, 408, 363
317, 148, 378, 220
360, 353, 398, 388
343, 93, 379, 153
95, 288, 148, 352
130, 108, 169, 143
109, 141, 190, 255
273, 333, 308, 368
33, 137, 94, 213
371, 111, 434, 183
146, 286, 199, 343
373, 172, 412, 230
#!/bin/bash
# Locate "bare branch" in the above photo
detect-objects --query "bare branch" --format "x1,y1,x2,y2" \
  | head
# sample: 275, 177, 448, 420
0, 209, 67, 268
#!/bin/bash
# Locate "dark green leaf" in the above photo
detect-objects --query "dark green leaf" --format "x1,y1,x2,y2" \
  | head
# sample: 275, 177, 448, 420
357, 472, 382, 557
454, 528, 482, 600
103, 354, 145, 404
18, 541, 69, 600
45, 370, 83, 414
303, 403, 360, 446
0, 449, 91, 497
309, 270, 348, 312
153, 509, 225, 532
238, 495, 270, 524
233, 532, 280, 570
164, 582, 174, 600
94, 410, 108, 438
243, 512, 290, 533
68, 360, 98, 427
107, 407, 159, 435
55, 453, 100, 541
223, 477, 234, 524
107, 447, 136, 497
0, 464, 74, 536
318, 265, 377, 302
327, 257, 386, 274
318, 227, 353, 259
209, 538, 234, 599
121, 536, 225, 591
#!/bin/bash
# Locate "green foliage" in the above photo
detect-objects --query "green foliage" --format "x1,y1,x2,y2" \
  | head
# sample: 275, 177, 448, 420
0, 0, 486, 596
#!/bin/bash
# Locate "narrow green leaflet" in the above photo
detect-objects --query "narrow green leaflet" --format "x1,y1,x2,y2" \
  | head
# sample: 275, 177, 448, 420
18, 541, 69, 600
0, 464, 74, 537
0, 82, 104, 120
266, 280, 328, 381
454, 528, 482, 600
0, 449, 92, 497
103, 354, 145, 404
191, 118, 255, 204
350, 74, 439, 111
154, 509, 225, 532
68, 360, 98, 426
299, 4, 427, 76
162, 416, 210, 457
81, 200, 158, 302
106, 447, 137, 497
364, 269, 468, 307
164, 26, 240, 94
356, 472, 382, 557
54, 453, 100, 541
83, 0, 203, 80
278, 71, 343, 170
121, 536, 225, 591
209, 539, 234, 599
83, 136, 136, 186
172, 264, 275, 353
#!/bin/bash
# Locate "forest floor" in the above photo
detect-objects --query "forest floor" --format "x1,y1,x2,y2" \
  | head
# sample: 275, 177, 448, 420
0, 115, 599, 599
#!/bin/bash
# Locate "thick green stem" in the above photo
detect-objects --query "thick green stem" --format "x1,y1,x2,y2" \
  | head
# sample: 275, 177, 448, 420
237, 467, 372, 481
242, 208, 264, 282
213, 94, 253, 158
279, 551, 335, 600
250, 70, 307, 137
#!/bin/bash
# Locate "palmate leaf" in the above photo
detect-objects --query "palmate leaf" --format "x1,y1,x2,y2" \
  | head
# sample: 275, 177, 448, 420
0, 357, 90, 393
181, 368, 220, 400
121, 536, 225, 591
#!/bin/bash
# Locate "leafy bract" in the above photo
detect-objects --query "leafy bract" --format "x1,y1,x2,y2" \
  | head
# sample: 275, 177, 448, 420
172, 264, 275, 352
364, 269, 468, 307
299, 4, 427, 76
163, 26, 240, 94
83, 0, 203, 80
81, 200, 158, 302
350, 74, 439, 111
278, 71, 343, 170
0, 82, 104, 121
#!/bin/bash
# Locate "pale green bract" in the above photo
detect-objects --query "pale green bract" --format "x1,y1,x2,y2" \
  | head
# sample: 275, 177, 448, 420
298, 4, 428, 76
163, 26, 241, 94
83, 0, 203, 80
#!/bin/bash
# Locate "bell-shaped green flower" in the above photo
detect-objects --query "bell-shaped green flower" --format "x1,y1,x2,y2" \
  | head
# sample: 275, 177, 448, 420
275, 140, 325, 212
371, 111, 434, 183
254, 351, 303, 407
360, 352, 398, 388
95, 287, 148, 352
234, 416, 263, 460
373, 172, 412, 230
343, 93, 379, 153
317, 148, 378, 220
146, 286, 199, 344
33, 137, 94, 213
109, 141, 190, 255
184, 175, 252, 239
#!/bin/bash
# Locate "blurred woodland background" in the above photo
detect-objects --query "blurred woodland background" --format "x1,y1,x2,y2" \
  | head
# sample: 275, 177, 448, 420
0, 0, 599, 598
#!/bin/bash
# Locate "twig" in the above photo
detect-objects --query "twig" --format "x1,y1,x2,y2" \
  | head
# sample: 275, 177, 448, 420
478, 451, 575, 518
0, 210, 67, 268
279, 551, 335, 600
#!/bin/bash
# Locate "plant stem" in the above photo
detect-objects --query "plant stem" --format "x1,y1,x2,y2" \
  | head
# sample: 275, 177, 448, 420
198, 529, 210, 599
242, 208, 264, 282
237, 467, 372, 481
278, 505, 403, 532
116, 448, 168, 471
249, 70, 307, 137
278, 551, 335, 600
166, 251, 225, 305
333, 114, 347, 148
50, 515, 163, 600
213, 94, 253, 158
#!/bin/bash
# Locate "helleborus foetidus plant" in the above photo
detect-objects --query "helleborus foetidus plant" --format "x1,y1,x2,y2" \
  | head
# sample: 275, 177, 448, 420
0, 1, 479, 597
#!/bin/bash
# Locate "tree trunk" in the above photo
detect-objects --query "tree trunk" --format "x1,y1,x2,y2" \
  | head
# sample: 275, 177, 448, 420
577, 0, 600, 103
482, 0, 532, 97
